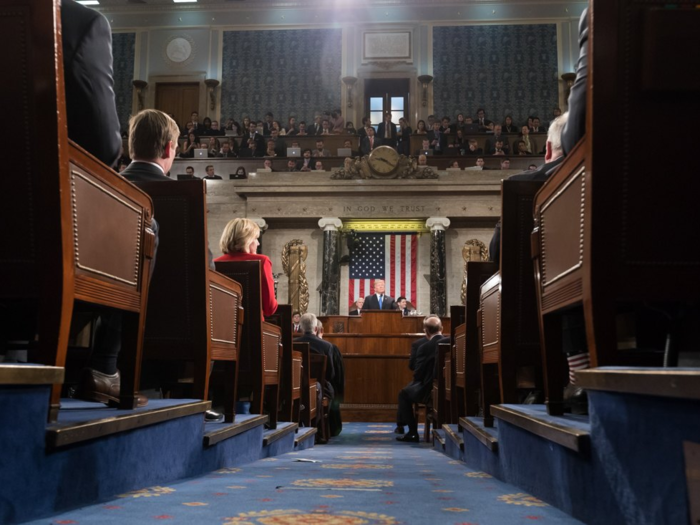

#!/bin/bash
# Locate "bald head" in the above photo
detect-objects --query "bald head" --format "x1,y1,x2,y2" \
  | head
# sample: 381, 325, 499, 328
423, 315, 443, 336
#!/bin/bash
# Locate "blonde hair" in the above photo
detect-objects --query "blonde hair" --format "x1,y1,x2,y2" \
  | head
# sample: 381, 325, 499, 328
219, 218, 260, 254
128, 109, 180, 160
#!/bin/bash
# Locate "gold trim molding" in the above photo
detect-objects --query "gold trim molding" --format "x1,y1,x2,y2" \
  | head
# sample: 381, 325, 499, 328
341, 219, 429, 233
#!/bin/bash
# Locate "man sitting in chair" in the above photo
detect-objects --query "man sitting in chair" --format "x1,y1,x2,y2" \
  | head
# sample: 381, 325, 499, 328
362, 280, 398, 311
395, 316, 449, 442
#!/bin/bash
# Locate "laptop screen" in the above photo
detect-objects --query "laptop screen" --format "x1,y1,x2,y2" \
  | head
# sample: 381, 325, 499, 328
286, 148, 300, 157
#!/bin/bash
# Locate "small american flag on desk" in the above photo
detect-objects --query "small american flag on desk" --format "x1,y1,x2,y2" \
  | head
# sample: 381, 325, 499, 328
349, 233, 417, 307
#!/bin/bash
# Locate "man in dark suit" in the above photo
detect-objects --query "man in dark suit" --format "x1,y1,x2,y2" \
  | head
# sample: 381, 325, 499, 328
488, 112, 568, 268
427, 122, 447, 155
485, 125, 510, 155
294, 313, 336, 400
62, 0, 122, 168
315, 319, 345, 437
362, 280, 398, 311
240, 121, 265, 157
562, 8, 588, 155
376, 112, 398, 149
394, 331, 428, 434
360, 127, 380, 156
396, 316, 449, 442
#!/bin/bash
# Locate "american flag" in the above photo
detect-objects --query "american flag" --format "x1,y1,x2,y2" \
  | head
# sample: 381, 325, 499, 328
349, 233, 418, 307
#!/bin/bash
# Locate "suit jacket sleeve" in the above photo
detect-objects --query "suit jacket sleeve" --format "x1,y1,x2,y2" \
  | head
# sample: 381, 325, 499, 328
489, 220, 501, 268
562, 8, 589, 155
63, 5, 122, 168
260, 256, 279, 317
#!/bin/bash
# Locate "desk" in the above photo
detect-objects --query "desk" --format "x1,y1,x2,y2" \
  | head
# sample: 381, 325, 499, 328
319, 311, 451, 421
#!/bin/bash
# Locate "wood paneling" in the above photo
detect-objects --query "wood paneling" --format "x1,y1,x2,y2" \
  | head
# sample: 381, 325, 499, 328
155, 83, 200, 129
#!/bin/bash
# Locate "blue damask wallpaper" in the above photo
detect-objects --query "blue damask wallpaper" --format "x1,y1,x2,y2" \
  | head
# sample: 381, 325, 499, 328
433, 24, 558, 127
221, 29, 342, 124
112, 33, 136, 133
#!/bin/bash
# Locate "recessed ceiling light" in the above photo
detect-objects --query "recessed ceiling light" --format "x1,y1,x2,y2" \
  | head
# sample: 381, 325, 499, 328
77, 0, 100, 5
173, 0, 197, 3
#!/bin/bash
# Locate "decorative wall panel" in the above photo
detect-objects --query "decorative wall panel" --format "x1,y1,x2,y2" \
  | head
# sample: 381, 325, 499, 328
112, 32, 136, 133
433, 24, 558, 127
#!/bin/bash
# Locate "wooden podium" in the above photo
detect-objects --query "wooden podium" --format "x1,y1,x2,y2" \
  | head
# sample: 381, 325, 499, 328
319, 311, 451, 422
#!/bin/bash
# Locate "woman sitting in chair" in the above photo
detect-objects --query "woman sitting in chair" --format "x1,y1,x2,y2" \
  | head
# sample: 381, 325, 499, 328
215, 218, 278, 317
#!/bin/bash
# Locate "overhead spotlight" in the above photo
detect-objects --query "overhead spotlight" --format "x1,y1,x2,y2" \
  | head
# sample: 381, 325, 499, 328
77, 0, 99, 5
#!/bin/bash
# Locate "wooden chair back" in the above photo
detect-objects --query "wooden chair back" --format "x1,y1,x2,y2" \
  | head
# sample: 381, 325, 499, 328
266, 304, 298, 422
215, 260, 282, 428
134, 180, 242, 421
0, 0, 155, 420
309, 353, 330, 443
431, 342, 452, 429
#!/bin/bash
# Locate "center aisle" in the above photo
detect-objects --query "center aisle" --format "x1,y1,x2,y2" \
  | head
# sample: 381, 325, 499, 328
35, 423, 583, 524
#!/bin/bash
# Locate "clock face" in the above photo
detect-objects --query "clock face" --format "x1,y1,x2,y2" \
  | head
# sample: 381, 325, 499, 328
367, 145, 400, 175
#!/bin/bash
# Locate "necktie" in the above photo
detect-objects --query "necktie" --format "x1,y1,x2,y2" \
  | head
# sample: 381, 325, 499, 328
378, 294, 383, 309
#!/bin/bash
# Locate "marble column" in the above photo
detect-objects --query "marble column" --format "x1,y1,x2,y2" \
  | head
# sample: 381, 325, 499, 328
318, 218, 343, 315
426, 217, 451, 317
250, 218, 268, 254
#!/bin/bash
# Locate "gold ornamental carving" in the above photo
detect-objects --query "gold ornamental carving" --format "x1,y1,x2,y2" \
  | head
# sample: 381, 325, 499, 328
461, 239, 489, 304
282, 240, 309, 314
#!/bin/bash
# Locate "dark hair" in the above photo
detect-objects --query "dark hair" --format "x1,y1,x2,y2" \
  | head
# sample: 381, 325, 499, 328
397, 296, 406, 302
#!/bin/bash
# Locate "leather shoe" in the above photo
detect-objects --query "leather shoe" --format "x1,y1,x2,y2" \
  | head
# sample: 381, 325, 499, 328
205, 410, 224, 423
394, 425, 405, 434
396, 434, 420, 443
563, 384, 588, 415
74, 368, 148, 408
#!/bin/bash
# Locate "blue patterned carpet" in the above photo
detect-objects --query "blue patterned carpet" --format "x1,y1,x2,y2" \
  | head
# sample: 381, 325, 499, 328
31, 423, 582, 524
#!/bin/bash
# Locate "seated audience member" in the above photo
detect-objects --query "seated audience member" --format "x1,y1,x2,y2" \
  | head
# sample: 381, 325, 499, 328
210, 120, 225, 136
500, 158, 511, 170
519, 125, 538, 154
452, 129, 467, 150
515, 140, 532, 155
205, 137, 220, 157
465, 138, 483, 155
74, 109, 179, 407
342, 139, 358, 157
415, 120, 428, 134
315, 318, 346, 437
180, 121, 194, 138
203, 165, 222, 180
185, 165, 196, 178
440, 116, 452, 134
239, 121, 265, 157
217, 141, 237, 158
362, 279, 398, 311
489, 113, 568, 266
313, 140, 331, 157
320, 119, 332, 135
215, 218, 278, 318
292, 312, 302, 333
199, 117, 213, 135
454, 113, 467, 133
183, 111, 201, 135
271, 120, 282, 135
297, 122, 309, 136
427, 115, 436, 128
397, 118, 412, 156
295, 313, 336, 400
285, 116, 297, 135
396, 296, 409, 315
396, 316, 449, 442
475, 157, 487, 169
529, 117, 545, 133
349, 298, 364, 316
475, 108, 493, 131
262, 112, 274, 136
360, 127, 379, 155
296, 149, 314, 171
345, 121, 357, 134
264, 140, 278, 157
416, 138, 431, 156
118, 159, 129, 172
269, 128, 286, 156
314, 160, 325, 171
502, 115, 517, 133
417, 154, 428, 166
225, 118, 242, 135
449, 161, 461, 169
485, 124, 509, 154
427, 121, 447, 154
306, 115, 319, 136
179, 132, 199, 158
330, 109, 345, 134
241, 116, 251, 131
490, 140, 507, 156
286, 159, 298, 172
261, 159, 275, 172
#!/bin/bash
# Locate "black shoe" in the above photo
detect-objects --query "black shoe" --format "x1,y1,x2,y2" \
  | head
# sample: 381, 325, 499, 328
205, 409, 224, 423
394, 425, 405, 434
563, 384, 588, 415
396, 434, 419, 443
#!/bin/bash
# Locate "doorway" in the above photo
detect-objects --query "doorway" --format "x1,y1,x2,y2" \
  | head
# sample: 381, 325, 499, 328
364, 78, 410, 128
155, 82, 200, 129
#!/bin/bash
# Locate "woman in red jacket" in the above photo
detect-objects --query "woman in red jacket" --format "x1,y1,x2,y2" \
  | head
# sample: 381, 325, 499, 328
215, 218, 278, 317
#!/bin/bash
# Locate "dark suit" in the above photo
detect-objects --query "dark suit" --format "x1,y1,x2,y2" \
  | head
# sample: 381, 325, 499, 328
562, 8, 589, 155
348, 309, 361, 316
62, 0, 121, 168
488, 156, 564, 267
485, 135, 510, 155
120, 161, 173, 183
309, 122, 323, 136
408, 336, 428, 372
427, 130, 447, 154
360, 135, 380, 156
376, 121, 398, 148
397, 335, 450, 431
294, 333, 336, 398
296, 157, 314, 171
362, 293, 397, 311
240, 133, 265, 157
